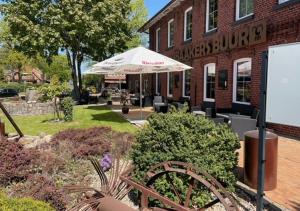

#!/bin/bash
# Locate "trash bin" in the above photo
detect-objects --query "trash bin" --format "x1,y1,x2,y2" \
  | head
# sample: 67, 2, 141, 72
244, 130, 278, 191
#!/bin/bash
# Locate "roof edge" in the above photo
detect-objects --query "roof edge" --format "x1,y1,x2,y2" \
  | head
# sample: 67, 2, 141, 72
139, 0, 181, 33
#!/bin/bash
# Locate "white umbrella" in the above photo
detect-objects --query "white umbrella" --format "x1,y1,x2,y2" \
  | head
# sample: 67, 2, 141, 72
87, 46, 192, 119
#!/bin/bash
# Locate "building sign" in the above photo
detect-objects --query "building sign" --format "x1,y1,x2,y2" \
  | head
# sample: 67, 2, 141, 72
173, 20, 267, 61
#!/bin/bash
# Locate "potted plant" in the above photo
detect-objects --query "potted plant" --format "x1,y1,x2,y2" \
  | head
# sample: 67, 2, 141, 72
120, 92, 129, 114
107, 93, 112, 105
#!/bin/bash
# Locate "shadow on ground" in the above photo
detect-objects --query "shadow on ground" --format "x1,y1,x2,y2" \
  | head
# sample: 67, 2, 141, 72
85, 106, 128, 123
289, 200, 300, 211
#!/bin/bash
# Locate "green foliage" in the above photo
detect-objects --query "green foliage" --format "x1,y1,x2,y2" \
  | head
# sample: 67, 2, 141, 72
1, 0, 132, 98
61, 97, 74, 122
83, 74, 103, 89
0, 191, 54, 211
34, 55, 71, 82
39, 75, 71, 119
127, 0, 148, 48
0, 82, 38, 93
131, 109, 240, 207
39, 75, 70, 101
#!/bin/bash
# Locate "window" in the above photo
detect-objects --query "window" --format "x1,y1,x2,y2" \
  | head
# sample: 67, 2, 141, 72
233, 58, 252, 104
206, 0, 218, 32
167, 72, 174, 97
184, 7, 193, 41
204, 63, 216, 102
168, 19, 175, 48
156, 28, 160, 52
236, 0, 254, 20
155, 73, 161, 95
183, 70, 191, 97
278, 0, 291, 3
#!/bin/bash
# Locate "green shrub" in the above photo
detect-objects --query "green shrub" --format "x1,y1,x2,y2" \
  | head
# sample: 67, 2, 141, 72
0, 191, 54, 211
0, 82, 38, 93
61, 97, 74, 122
131, 109, 240, 207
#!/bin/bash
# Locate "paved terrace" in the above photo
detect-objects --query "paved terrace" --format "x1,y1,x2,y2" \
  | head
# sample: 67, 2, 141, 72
108, 103, 300, 210
239, 137, 300, 210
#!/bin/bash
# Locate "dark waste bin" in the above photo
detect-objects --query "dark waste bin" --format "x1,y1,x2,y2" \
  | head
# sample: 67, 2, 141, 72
244, 130, 278, 191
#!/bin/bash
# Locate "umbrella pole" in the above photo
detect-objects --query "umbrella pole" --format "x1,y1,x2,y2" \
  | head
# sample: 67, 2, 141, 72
140, 73, 143, 120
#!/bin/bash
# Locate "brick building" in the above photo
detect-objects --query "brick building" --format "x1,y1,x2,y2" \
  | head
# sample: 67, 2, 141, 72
127, 0, 300, 136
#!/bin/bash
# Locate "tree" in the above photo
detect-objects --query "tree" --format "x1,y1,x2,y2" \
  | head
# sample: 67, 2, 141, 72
39, 75, 71, 120
1, 0, 132, 100
34, 55, 71, 82
127, 0, 148, 48
0, 50, 29, 82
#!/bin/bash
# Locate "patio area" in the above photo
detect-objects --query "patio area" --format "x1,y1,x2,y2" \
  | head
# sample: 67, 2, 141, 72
238, 136, 300, 210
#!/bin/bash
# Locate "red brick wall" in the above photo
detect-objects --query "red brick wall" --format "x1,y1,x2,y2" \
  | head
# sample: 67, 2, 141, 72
135, 0, 300, 137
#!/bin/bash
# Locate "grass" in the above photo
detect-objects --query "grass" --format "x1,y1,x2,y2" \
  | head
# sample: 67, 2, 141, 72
1, 105, 137, 136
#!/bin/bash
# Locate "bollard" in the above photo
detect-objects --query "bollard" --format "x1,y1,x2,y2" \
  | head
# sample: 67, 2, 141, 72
244, 130, 278, 191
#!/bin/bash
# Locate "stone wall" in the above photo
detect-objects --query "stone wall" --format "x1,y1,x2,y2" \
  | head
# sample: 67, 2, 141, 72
2, 101, 54, 116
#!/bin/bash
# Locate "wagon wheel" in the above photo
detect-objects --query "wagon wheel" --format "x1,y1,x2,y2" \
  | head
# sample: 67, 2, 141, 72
142, 161, 239, 211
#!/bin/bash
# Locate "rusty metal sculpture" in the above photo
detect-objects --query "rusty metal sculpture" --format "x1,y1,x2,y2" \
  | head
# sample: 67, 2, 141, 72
65, 159, 239, 211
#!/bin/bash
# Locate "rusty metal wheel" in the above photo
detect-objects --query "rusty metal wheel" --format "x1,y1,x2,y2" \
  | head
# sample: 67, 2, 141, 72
142, 161, 239, 211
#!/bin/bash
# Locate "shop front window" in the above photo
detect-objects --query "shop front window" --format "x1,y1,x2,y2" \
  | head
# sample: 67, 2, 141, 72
204, 63, 216, 102
183, 70, 191, 97
233, 58, 252, 104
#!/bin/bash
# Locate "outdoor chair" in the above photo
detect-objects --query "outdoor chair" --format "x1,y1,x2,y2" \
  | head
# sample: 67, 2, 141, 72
205, 107, 216, 118
230, 117, 257, 140
153, 96, 168, 113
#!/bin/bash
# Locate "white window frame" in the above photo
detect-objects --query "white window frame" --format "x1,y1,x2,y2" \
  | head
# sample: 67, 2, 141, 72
167, 72, 173, 97
233, 58, 252, 105
155, 28, 160, 52
184, 7, 193, 41
203, 63, 216, 102
168, 19, 174, 48
236, 0, 254, 21
155, 73, 159, 95
182, 70, 191, 98
278, 0, 290, 3
206, 0, 217, 33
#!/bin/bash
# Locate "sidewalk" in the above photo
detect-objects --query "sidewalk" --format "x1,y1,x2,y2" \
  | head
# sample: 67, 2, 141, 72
238, 136, 300, 210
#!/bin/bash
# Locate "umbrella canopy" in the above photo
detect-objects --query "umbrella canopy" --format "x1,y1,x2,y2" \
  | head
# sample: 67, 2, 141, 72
90, 46, 192, 74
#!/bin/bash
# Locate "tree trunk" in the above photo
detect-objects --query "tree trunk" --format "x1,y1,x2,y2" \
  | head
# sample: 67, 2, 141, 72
66, 49, 80, 101
77, 54, 83, 99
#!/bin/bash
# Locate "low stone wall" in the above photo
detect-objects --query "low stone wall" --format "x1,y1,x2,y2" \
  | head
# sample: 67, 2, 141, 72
2, 101, 54, 116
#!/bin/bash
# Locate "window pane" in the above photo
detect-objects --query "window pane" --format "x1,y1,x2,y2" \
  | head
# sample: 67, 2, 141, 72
169, 21, 174, 47
239, 0, 253, 19
236, 61, 251, 103
208, 0, 218, 31
185, 10, 192, 40
206, 65, 215, 99
184, 70, 191, 96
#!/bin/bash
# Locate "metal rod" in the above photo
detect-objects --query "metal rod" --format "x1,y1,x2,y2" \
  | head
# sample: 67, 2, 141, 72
257, 51, 268, 211
140, 73, 143, 120
0, 102, 24, 137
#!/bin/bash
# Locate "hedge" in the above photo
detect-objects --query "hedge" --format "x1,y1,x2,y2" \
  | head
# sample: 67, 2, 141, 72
0, 82, 39, 93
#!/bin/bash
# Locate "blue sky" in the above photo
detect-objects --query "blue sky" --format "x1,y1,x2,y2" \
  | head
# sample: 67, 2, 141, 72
145, 0, 170, 18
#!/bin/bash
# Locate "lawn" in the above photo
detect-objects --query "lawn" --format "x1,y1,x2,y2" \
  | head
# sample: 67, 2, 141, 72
1, 105, 137, 136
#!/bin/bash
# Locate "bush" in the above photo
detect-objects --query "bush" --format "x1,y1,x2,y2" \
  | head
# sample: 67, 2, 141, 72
9, 174, 67, 211
0, 139, 39, 186
0, 82, 38, 93
51, 127, 113, 159
60, 97, 74, 122
0, 191, 54, 211
131, 109, 240, 207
